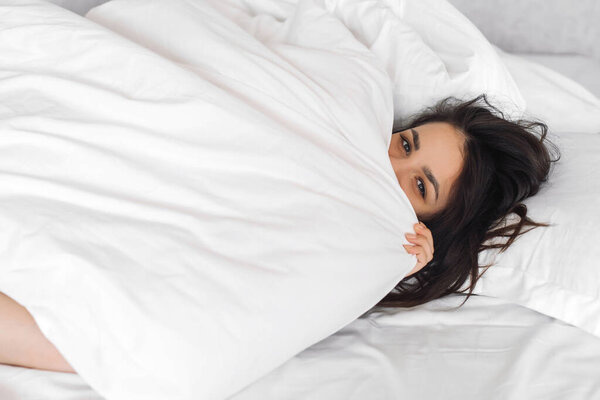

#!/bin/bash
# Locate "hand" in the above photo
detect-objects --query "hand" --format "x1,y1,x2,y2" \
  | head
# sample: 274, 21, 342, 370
403, 222, 434, 276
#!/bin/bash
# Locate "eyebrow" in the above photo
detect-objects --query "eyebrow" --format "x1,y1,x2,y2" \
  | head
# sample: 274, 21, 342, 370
411, 128, 420, 151
423, 166, 439, 201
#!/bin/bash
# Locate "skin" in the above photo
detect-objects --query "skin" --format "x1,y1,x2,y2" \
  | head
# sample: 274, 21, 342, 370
0, 292, 75, 373
388, 122, 466, 276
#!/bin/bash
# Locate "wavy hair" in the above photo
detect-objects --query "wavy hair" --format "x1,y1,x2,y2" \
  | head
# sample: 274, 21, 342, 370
375, 94, 560, 309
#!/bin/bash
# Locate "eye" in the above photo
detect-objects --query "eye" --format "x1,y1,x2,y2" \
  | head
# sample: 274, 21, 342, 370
416, 178, 426, 198
401, 136, 411, 154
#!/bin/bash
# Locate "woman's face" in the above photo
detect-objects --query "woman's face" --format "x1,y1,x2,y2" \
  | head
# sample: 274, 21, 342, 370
388, 122, 465, 219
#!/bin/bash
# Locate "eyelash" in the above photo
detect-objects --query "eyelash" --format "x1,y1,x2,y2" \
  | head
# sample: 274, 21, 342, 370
401, 136, 411, 155
401, 135, 426, 199
416, 178, 426, 198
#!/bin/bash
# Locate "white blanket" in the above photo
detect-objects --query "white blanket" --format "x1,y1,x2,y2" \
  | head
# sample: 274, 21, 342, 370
2, 294, 600, 400
0, 0, 418, 399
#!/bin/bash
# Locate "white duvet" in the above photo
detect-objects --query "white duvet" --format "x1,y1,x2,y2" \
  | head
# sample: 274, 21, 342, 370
3, 294, 600, 400
0, 0, 418, 399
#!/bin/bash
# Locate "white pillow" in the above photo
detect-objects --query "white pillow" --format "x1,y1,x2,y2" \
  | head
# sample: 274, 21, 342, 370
318, 0, 526, 125
472, 132, 600, 338
496, 46, 600, 134
0, 1, 416, 399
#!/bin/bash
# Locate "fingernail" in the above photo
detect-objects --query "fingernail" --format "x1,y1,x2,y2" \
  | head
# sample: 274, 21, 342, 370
406, 233, 416, 238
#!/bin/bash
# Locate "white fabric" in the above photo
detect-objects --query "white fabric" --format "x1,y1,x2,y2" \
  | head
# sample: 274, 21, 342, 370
0, 1, 418, 399
44, 0, 109, 15
2, 295, 600, 400
2, 0, 599, 399
233, 294, 600, 399
472, 132, 600, 337
292, 0, 600, 338
194, 0, 526, 126
321, 0, 527, 125
461, 50, 600, 338
496, 47, 600, 134
522, 54, 600, 100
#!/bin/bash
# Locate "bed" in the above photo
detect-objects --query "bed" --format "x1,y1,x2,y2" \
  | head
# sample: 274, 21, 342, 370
2, 292, 600, 400
1, 1, 599, 399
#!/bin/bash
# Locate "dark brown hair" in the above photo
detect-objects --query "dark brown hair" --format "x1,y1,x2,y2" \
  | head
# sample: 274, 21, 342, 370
375, 94, 560, 309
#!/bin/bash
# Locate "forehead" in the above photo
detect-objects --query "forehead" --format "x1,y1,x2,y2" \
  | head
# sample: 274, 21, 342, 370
416, 122, 464, 145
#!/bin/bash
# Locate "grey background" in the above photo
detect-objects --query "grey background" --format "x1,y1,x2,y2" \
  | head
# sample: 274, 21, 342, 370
448, 0, 600, 61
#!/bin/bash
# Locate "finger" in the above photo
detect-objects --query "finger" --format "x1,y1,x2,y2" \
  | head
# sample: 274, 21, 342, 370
411, 249, 428, 273
409, 228, 433, 255
403, 245, 425, 275
404, 245, 431, 274
406, 240, 432, 265
405, 234, 429, 252
403, 245, 425, 264
414, 223, 434, 253
415, 251, 428, 269
405, 234, 433, 262
406, 234, 433, 258
415, 222, 432, 243
403, 244, 418, 254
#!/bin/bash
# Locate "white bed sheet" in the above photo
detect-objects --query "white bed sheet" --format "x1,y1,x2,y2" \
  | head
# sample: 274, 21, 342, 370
1, 294, 600, 400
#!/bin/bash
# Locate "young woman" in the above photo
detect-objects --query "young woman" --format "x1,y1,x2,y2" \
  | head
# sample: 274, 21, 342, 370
0, 94, 558, 373
382, 94, 559, 307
